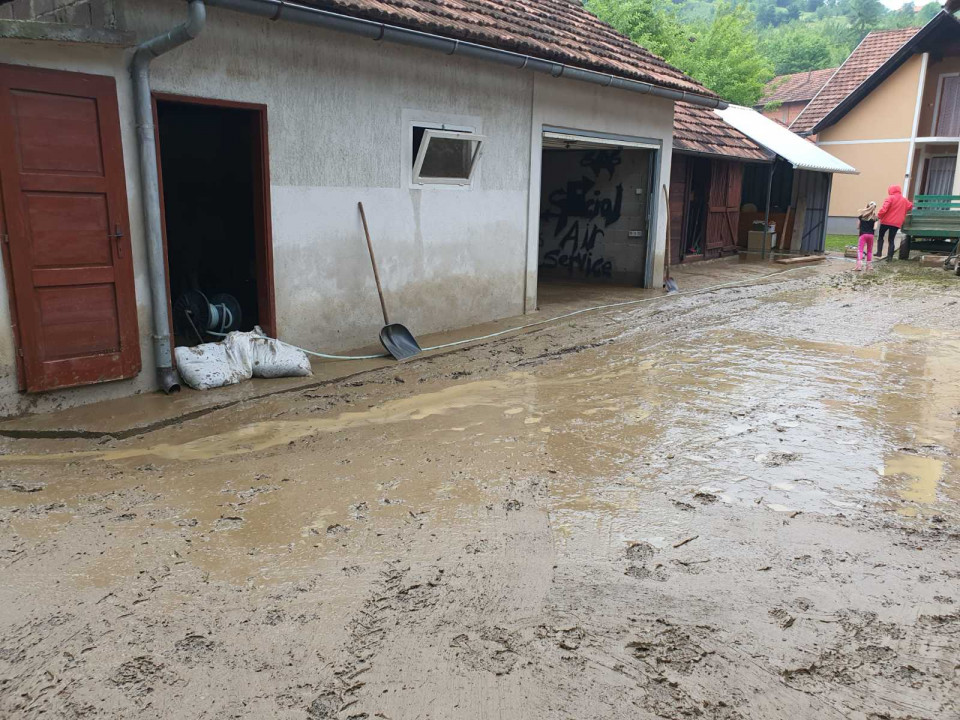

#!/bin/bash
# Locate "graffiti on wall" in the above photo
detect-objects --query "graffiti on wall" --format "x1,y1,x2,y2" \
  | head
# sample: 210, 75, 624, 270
579, 148, 622, 180
539, 149, 624, 279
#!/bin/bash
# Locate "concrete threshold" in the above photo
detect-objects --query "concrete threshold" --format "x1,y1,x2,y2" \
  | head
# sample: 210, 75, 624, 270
0, 257, 807, 439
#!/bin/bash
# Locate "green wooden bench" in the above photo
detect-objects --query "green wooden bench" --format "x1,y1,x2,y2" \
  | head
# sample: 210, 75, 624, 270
898, 194, 960, 260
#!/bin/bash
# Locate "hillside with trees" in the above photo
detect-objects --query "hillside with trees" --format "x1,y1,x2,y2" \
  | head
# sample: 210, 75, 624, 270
586, 0, 943, 105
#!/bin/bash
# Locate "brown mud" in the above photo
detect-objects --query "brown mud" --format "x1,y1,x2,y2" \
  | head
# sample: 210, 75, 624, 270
1, 260, 959, 719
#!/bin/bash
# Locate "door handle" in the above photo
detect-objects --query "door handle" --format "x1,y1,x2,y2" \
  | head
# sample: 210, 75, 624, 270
108, 225, 124, 258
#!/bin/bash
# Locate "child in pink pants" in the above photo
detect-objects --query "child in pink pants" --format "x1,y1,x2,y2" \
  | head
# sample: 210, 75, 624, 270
856, 202, 877, 271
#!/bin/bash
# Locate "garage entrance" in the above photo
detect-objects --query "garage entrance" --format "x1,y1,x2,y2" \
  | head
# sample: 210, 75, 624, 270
537, 130, 658, 293
155, 96, 275, 348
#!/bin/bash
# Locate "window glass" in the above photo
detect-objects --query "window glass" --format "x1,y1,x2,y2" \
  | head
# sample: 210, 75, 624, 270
935, 76, 959, 137
420, 137, 473, 179
411, 126, 484, 185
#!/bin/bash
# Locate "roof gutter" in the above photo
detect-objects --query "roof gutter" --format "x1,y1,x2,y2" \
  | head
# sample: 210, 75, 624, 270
131, 0, 207, 394
204, 0, 727, 109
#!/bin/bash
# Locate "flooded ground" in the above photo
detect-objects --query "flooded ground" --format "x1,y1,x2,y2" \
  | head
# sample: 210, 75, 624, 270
1, 259, 959, 719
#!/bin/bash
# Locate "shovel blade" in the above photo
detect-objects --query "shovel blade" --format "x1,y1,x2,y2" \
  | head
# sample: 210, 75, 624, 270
380, 323, 421, 361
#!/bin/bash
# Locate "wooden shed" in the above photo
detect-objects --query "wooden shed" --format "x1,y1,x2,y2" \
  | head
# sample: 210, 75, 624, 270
670, 102, 773, 264
670, 103, 857, 264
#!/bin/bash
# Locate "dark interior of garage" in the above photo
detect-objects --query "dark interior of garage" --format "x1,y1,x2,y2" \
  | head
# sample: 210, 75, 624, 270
538, 143, 653, 289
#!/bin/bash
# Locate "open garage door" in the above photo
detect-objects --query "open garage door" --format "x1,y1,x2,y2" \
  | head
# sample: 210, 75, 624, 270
537, 129, 659, 291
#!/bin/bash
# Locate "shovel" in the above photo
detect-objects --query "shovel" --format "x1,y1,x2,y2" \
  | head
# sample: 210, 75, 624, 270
358, 201, 422, 361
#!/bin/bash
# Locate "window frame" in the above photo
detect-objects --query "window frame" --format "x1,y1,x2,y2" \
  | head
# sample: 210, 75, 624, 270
410, 126, 486, 187
923, 154, 958, 195
931, 72, 960, 138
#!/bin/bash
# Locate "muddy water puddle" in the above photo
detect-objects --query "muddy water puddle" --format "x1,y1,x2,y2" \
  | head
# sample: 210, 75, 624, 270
2, 314, 959, 583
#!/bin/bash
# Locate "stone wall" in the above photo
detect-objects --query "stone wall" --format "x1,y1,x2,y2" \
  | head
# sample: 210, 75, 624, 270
0, 0, 118, 28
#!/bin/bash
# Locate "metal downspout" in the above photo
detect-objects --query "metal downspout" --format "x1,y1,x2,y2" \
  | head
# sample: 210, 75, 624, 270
203, 0, 727, 110
131, 0, 207, 394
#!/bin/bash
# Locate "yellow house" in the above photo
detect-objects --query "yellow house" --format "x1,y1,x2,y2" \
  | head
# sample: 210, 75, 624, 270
790, 11, 960, 234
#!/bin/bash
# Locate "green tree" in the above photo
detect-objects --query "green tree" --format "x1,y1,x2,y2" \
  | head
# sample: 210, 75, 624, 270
886, 1, 917, 28
762, 23, 833, 73
845, 0, 883, 36
672, 2, 774, 104
585, 0, 685, 58
917, 2, 941, 23
815, 17, 859, 65
588, 0, 931, 92
752, 0, 802, 27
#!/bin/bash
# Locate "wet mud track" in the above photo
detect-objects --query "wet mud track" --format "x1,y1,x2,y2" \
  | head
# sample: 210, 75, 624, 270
1, 262, 959, 719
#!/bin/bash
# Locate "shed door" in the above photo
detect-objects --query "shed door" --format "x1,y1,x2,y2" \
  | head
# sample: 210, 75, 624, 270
0, 64, 140, 392
706, 161, 742, 253
798, 171, 829, 254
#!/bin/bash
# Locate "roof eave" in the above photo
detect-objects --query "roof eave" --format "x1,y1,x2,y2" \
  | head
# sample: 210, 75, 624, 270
203, 0, 723, 107
673, 147, 774, 162
810, 12, 959, 135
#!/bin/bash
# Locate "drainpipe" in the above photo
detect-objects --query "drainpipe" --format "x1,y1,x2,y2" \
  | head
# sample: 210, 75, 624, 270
131, 0, 207, 394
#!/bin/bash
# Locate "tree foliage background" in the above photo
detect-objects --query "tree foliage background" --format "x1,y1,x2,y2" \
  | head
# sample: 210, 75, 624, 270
586, 0, 942, 105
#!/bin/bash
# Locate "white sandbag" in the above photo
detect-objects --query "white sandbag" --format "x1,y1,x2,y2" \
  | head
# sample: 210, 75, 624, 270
248, 334, 312, 378
174, 333, 254, 390
174, 330, 311, 390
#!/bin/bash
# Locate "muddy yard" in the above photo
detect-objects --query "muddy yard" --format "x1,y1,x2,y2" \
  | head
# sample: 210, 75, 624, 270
1, 259, 959, 719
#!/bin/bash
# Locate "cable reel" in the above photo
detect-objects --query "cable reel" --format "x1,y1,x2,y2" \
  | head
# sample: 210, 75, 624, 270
173, 289, 243, 344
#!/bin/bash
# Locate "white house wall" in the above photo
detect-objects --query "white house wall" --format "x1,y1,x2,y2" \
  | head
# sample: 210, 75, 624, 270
0, 0, 673, 416
132, 0, 534, 357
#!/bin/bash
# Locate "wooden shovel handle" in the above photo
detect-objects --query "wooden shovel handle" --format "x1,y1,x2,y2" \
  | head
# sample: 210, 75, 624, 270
358, 201, 390, 325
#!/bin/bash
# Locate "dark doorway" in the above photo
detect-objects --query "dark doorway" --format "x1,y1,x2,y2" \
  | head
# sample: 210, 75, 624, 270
155, 97, 274, 347
794, 170, 830, 254
537, 141, 654, 288
683, 157, 711, 260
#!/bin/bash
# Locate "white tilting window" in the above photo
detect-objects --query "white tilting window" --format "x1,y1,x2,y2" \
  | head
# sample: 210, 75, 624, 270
411, 127, 485, 185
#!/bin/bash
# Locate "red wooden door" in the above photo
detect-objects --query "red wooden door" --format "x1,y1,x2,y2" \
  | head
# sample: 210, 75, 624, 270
706, 161, 743, 253
0, 64, 140, 392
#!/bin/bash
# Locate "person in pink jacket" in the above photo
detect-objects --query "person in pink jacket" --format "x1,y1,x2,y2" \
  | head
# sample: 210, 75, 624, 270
876, 185, 913, 261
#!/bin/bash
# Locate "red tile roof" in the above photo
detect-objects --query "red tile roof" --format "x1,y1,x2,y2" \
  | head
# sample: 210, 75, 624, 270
673, 102, 771, 161
760, 67, 837, 105
295, 0, 714, 97
790, 27, 920, 133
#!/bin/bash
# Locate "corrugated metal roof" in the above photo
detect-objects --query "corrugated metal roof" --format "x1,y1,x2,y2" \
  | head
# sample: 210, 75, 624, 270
291, 0, 714, 97
715, 105, 858, 174
673, 102, 771, 161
